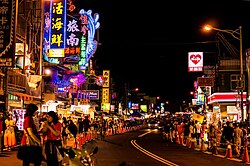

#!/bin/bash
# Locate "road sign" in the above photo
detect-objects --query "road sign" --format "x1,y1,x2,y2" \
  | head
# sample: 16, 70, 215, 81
197, 77, 214, 87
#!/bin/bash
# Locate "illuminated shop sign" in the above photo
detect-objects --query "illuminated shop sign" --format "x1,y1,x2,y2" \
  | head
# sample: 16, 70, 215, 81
78, 9, 100, 70
43, 0, 61, 63
102, 88, 109, 103
188, 52, 203, 72
0, 0, 17, 67
49, 0, 66, 49
207, 92, 247, 104
79, 35, 87, 67
43, 1, 100, 67
64, 15, 81, 64
102, 70, 110, 88
197, 94, 205, 105
131, 103, 139, 109
81, 90, 99, 100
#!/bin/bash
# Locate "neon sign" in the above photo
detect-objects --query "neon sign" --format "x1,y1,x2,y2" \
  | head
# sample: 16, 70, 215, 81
78, 9, 100, 70
49, 0, 66, 57
64, 15, 81, 64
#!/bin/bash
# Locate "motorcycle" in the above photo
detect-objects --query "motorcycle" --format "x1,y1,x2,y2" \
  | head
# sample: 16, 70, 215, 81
65, 139, 98, 166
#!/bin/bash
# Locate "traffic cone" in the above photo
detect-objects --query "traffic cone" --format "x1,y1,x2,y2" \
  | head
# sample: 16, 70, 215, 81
242, 147, 249, 163
225, 143, 232, 158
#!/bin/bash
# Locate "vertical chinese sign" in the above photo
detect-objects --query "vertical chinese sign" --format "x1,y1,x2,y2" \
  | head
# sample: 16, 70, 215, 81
102, 70, 110, 112
48, 0, 66, 58
64, 14, 80, 65
78, 9, 100, 70
0, 0, 17, 67
64, 0, 80, 67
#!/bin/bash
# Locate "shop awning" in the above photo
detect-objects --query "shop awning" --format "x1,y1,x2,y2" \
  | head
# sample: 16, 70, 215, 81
207, 92, 247, 104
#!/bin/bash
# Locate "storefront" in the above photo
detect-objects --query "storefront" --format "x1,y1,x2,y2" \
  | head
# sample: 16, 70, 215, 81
207, 92, 247, 122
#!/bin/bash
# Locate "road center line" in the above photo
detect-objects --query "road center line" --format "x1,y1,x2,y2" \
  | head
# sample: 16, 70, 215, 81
138, 131, 152, 137
131, 139, 179, 166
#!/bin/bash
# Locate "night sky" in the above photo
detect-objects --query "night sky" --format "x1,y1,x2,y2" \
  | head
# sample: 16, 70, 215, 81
76, 0, 250, 110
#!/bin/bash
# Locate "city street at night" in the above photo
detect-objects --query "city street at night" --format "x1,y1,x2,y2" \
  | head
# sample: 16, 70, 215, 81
1, 128, 249, 166
0, 0, 250, 166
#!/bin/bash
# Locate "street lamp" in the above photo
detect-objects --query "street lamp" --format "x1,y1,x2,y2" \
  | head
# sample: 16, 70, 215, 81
204, 24, 245, 121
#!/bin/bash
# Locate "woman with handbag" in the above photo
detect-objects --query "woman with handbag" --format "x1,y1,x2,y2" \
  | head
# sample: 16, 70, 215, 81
42, 111, 63, 166
20, 103, 42, 166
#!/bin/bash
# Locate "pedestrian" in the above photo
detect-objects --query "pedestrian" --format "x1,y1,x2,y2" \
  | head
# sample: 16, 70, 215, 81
20, 103, 42, 166
222, 121, 234, 145
82, 116, 91, 136
4, 113, 16, 151
61, 117, 68, 147
65, 120, 78, 149
195, 121, 201, 145
42, 111, 63, 166
233, 123, 243, 157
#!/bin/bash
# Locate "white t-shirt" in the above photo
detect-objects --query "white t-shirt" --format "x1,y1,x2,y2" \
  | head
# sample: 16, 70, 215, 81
195, 123, 201, 133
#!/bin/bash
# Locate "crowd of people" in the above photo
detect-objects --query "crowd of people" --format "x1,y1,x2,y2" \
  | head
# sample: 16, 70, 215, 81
0, 103, 146, 166
162, 117, 249, 157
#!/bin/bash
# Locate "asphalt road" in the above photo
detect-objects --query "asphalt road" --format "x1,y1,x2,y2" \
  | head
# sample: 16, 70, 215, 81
95, 128, 249, 166
1, 128, 249, 166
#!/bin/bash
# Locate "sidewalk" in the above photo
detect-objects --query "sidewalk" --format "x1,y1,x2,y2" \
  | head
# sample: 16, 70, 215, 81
180, 140, 250, 164
0, 147, 48, 166
0, 147, 23, 166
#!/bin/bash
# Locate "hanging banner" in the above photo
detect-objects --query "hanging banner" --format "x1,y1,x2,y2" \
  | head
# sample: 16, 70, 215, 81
0, 0, 18, 67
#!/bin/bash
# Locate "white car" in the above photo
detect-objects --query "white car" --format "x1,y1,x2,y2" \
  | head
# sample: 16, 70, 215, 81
147, 120, 159, 129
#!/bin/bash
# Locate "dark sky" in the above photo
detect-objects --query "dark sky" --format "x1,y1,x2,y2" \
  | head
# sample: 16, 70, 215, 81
77, 0, 250, 110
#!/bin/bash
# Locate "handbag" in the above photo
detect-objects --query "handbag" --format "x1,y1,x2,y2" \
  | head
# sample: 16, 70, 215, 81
17, 129, 43, 162
56, 146, 63, 162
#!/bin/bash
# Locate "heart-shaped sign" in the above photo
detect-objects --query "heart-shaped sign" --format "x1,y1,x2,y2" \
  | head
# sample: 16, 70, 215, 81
190, 54, 201, 65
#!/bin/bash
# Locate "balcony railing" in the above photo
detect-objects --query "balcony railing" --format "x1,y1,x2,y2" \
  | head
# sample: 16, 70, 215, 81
8, 70, 29, 92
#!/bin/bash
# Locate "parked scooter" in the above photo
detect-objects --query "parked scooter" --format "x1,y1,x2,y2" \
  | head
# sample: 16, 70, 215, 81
65, 139, 98, 166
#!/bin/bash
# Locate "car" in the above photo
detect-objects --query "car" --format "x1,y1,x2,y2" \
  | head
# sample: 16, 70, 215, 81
147, 120, 159, 129
157, 121, 167, 130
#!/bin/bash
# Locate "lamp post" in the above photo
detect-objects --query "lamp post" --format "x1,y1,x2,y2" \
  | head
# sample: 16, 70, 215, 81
204, 25, 244, 121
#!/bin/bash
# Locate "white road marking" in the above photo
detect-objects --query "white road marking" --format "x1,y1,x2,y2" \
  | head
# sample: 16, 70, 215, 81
131, 139, 179, 166
138, 131, 152, 137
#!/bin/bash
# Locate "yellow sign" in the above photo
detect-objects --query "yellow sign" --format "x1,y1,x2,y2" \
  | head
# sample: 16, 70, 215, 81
102, 70, 110, 87
101, 103, 110, 110
102, 88, 109, 103
48, 48, 65, 57
192, 113, 204, 123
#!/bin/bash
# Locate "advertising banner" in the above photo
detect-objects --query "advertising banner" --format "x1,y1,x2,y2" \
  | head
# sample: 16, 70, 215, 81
13, 109, 26, 131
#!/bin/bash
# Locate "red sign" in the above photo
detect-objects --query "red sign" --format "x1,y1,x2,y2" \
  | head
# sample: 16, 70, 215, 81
197, 77, 214, 87
207, 92, 246, 104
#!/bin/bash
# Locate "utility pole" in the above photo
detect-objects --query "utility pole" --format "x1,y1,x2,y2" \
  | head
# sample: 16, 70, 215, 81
4, 68, 8, 111
124, 82, 129, 115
